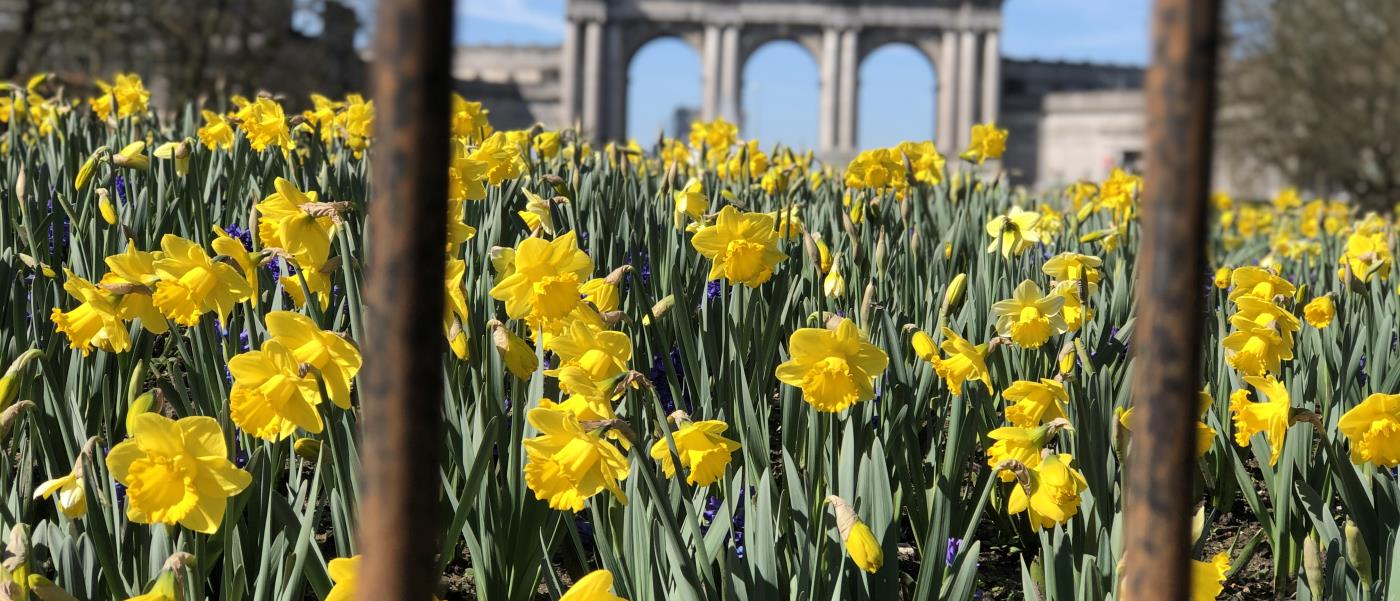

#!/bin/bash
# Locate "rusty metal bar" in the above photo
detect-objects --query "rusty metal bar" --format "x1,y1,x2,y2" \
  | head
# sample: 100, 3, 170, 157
358, 0, 453, 599
1124, 1, 1222, 600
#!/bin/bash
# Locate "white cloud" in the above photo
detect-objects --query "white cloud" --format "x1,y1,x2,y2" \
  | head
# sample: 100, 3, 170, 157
457, 0, 566, 36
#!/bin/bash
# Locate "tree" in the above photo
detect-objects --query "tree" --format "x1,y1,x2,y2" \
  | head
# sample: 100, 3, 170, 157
1220, 0, 1400, 211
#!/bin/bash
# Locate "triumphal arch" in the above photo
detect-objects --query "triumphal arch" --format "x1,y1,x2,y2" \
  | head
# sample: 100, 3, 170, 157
559, 0, 1005, 153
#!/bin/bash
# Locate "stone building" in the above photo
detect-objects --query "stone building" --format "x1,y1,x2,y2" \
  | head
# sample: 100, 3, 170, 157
0, 0, 365, 109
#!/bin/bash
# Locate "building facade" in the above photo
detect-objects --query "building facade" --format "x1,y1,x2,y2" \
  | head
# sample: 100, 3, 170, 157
454, 0, 1276, 196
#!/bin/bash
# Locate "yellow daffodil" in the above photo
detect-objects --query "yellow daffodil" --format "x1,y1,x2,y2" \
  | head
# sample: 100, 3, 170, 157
1042, 252, 1102, 290
1007, 453, 1088, 530
34, 468, 86, 519
580, 266, 628, 313
106, 414, 251, 533
266, 311, 361, 409
198, 110, 235, 150
1003, 378, 1069, 427
560, 569, 627, 601
926, 327, 992, 396
991, 280, 1067, 349
844, 147, 908, 196
1230, 376, 1294, 466
673, 177, 708, 227
523, 404, 630, 512
51, 269, 131, 355
1189, 552, 1230, 601
152, 139, 191, 176
1304, 295, 1335, 328
451, 94, 494, 143
229, 339, 323, 441
1228, 266, 1295, 303
490, 231, 593, 324
89, 73, 150, 121
544, 319, 631, 384
775, 318, 889, 413
898, 140, 946, 185
472, 131, 526, 186
649, 418, 741, 486
151, 234, 251, 326
691, 205, 788, 288
234, 96, 292, 153
518, 188, 556, 234
1338, 228, 1393, 284
444, 258, 472, 360
1052, 281, 1092, 332
960, 122, 1008, 164
1214, 266, 1232, 289
987, 419, 1071, 482
984, 207, 1043, 258
1338, 393, 1400, 467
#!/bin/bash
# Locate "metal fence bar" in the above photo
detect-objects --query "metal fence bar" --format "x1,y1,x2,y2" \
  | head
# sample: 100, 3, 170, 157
1124, 1, 1222, 599
358, 0, 454, 598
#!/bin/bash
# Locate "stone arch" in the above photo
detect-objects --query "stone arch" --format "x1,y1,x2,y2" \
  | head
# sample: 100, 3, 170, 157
857, 40, 939, 148
737, 26, 823, 71
740, 37, 821, 148
625, 35, 703, 141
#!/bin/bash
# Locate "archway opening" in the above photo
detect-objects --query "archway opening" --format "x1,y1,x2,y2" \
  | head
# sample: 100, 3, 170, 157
858, 43, 936, 149
741, 40, 819, 150
627, 37, 702, 143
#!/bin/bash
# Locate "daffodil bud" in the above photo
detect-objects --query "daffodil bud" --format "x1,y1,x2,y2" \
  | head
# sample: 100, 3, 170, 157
874, 231, 887, 279
649, 295, 675, 322
74, 147, 107, 191
0, 349, 42, 413
126, 390, 163, 435
941, 273, 967, 317
909, 327, 936, 363
0, 401, 33, 444
1347, 520, 1371, 586
111, 141, 149, 170
1302, 534, 1324, 598
293, 438, 322, 461
27, 573, 79, 601
826, 495, 883, 574
96, 188, 117, 225
823, 258, 845, 299
489, 320, 537, 381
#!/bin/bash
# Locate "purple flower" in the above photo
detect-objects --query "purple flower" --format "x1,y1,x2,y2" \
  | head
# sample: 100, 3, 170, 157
114, 174, 128, 205
705, 280, 722, 301
945, 537, 963, 566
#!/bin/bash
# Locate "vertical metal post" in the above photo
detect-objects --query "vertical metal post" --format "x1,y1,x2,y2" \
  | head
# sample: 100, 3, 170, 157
359, 0, 452, 598
1124, 1, 1221, 600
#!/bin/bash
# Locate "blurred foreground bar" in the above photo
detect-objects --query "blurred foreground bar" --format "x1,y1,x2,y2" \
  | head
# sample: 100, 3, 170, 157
1124, 1, 1222, 600
358, 0, 453, 599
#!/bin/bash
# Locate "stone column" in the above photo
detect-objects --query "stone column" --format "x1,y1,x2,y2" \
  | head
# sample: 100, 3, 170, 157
818, 28, 840, 152
837, 28, 858, 150
937, 31, 958, 152
560, 21, 581, 129
702, 25, 722, 121
605, 22, 626, 141
719, 26, 741, 123
581, 20, 604, 140
955, 29, 978, 150
980, 30, 1001, 126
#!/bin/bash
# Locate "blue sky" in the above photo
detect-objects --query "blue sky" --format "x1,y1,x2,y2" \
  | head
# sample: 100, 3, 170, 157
455, 0, 1150, 149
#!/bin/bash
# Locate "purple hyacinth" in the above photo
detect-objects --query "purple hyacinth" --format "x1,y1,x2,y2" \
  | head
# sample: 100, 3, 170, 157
945, 537, 963, 566
113, 174, 128, 205
705, 280, 722, 301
